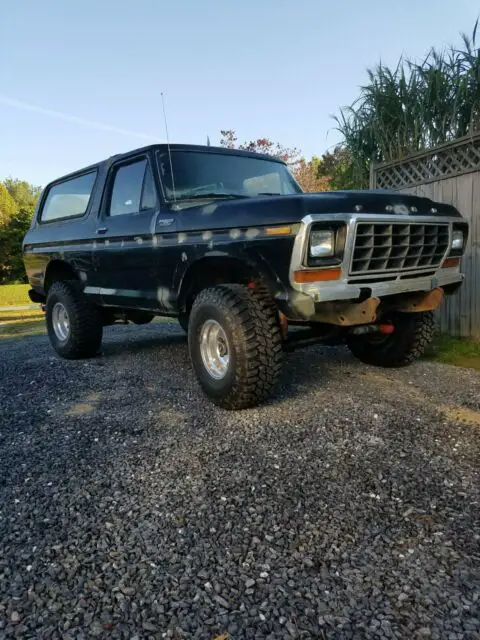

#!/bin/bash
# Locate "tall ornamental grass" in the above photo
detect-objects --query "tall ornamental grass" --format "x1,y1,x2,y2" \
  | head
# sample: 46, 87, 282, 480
336, 21, 480, 186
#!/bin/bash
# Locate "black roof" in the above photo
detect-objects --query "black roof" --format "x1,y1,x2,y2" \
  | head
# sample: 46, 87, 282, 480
48, 143, 286, 187
118, 143, 286, 164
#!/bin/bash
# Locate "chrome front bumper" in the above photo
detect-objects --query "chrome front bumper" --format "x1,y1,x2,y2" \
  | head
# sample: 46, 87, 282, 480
299, 268, 463, 304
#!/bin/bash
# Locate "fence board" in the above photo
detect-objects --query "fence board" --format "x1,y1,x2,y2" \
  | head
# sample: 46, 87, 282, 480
372, 147, 480, 337
471, 175, 480, 338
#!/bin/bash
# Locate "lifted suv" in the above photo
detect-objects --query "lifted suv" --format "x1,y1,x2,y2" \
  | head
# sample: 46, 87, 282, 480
23, 144, 468, 409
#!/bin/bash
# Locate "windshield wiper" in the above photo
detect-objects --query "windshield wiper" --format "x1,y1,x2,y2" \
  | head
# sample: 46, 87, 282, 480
176, 192, 250, 201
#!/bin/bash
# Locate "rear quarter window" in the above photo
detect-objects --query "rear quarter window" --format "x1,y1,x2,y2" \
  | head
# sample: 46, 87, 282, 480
40, 171, 97, 222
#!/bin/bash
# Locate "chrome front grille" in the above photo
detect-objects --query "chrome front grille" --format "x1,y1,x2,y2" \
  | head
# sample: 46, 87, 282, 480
350, 222, 450, 274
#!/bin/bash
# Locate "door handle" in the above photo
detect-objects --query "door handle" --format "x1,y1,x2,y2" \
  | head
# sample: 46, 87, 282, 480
96, 227, 108, 234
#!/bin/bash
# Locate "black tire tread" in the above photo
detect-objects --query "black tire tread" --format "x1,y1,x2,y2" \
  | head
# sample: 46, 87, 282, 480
46, 281, 103, 359
189, 284, 283, 409
347, 311, 435, 368
401, 311, 436, 364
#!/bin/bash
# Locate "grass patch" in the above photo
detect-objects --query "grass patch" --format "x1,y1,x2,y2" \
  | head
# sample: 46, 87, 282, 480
0, 301, 45, 339
0, 311, 174, 340
0, 316, 46, 339
0, 284, 31, 306
0, 309, 44, 321
424, 334, 480, 371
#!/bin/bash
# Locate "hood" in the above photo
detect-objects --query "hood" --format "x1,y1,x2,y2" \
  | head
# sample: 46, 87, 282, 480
175, 190, 461, 232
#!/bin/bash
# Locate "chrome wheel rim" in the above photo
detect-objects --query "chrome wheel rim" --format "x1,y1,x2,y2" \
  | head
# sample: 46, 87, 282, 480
52, 302, 70, 342
199, 319, 230, 380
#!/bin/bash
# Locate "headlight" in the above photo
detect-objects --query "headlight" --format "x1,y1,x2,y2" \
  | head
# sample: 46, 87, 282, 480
451, 230, 464, 251
309, 230, 334, 258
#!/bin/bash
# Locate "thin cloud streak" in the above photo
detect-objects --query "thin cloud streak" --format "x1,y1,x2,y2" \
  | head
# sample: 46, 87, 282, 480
0, 97, 160, 142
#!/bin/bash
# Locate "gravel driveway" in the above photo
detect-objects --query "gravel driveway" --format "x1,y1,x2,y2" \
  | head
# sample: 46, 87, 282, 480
1, 323, 479, 639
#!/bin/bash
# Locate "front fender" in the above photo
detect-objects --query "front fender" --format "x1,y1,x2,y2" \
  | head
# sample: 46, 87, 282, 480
174, 239, 293, 312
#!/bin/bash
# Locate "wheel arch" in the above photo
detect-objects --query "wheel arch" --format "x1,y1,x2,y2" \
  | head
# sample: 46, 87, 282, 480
44, 259, 80, 294
177, 254, 285, 315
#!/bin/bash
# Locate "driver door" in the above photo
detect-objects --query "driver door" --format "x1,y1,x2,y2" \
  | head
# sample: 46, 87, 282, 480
93, 154, 159, 310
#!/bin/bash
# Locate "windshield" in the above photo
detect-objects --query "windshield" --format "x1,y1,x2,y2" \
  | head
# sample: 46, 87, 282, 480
157, 150, 302, 201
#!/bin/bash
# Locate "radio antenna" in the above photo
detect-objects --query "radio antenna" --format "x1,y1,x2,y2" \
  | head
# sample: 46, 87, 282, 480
161, 92, 176, 203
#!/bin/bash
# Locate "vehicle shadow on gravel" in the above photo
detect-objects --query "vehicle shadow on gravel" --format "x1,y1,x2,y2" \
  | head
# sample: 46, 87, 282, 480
279, 345, 351, 392
99, 331, 187, 356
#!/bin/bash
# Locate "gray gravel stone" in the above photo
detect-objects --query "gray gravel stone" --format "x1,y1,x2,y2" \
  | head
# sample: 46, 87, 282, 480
0, 323, 479, 638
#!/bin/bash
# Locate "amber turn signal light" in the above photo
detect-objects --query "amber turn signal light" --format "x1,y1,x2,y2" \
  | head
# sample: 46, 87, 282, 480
264, 226, 292, 236
293, 268, 342, 283
442, 257, 460, 268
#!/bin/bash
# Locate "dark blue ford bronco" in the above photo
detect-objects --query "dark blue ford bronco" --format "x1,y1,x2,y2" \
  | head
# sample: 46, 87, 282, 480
23, 144, 468, 409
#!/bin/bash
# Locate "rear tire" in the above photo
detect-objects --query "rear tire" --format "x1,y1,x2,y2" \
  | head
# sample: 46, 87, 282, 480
188, 284, 283, 409
46, 281, 103, 359
347, 311, 435, 368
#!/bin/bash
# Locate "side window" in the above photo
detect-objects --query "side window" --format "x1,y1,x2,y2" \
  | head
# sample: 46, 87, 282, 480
109, 159, 157, 217
41, 171, 96, 222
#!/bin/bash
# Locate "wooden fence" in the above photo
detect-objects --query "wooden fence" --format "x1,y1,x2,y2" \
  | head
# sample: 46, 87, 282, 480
371, 132, 480, 338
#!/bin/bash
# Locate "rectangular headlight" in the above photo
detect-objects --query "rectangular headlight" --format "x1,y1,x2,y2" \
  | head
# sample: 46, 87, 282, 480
310, 230, 334, 258
451, 230, 464, 251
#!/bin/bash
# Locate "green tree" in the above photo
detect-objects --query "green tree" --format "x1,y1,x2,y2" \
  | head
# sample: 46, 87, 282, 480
0, 209, 34, 283
3, 178, 42, 212
0, 179, 42, 284
0, 184, 17, 226
316, 147, 359, 190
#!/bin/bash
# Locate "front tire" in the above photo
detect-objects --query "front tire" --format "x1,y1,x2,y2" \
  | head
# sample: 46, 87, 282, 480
188, 285, 283, 409
46, 281, 103, 359
347, 311, 435, 368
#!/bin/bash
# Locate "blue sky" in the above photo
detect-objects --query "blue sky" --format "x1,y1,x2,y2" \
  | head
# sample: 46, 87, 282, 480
1, 0, 478, 186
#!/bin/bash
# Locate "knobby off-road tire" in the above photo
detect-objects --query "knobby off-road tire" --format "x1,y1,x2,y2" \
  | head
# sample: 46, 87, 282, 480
347, 311, 435, 368
46, 281, 103, 359
188, 284, 283, 409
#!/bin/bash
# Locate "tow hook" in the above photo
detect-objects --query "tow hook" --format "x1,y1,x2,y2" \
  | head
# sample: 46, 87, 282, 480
349, 324, 394, 336
278, 311, 288, 341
